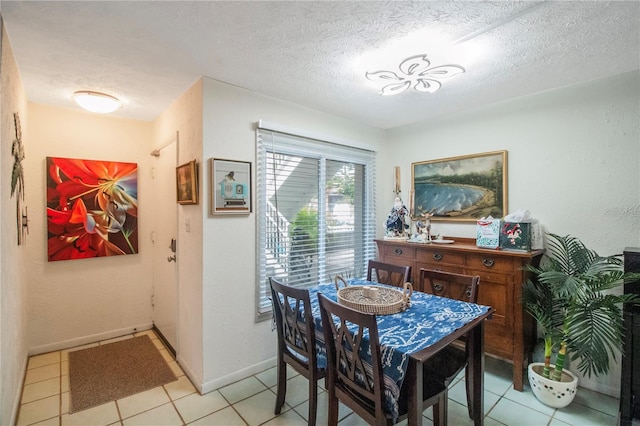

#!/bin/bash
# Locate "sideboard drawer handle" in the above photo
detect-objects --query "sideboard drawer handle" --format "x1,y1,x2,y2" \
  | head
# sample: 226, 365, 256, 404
433, 253, 443, 261
482, 258, 495, 268
434, 283, 444, 292
394, 248, 403, 255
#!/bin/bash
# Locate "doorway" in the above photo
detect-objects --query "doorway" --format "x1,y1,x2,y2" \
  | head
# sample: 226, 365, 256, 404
151, 138, 178, 354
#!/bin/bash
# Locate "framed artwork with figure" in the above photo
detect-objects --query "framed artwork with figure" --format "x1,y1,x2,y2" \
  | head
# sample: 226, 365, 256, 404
210, 158, 251, 215
411, 150, 507, 222
176, 160, 198, 205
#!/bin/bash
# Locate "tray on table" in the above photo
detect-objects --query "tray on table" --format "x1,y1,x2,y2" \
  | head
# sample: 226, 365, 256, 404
334, 276, 412, 315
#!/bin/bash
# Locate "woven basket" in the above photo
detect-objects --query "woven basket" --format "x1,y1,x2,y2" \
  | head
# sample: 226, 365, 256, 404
334, 276, 412, 315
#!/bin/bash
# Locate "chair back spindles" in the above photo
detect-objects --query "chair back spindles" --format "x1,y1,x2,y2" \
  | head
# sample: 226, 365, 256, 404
269, 278, 325, 426
419, 268, 481, 424
420, 268, 480, 303
318, 293, 447, 425
366, 260, 411, 288
319, 293, 392, 424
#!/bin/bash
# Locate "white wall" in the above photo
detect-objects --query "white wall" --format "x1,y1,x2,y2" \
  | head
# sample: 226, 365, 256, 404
25, 104, 155, 353
199, 77, 386, 391
386, 70, 640, 396
0, 45, 634, 416
0, 22, 29, 426
152, 79, 204, 388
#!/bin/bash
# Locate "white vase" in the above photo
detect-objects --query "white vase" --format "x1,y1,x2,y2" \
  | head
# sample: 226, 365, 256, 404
528, 362, 578, 408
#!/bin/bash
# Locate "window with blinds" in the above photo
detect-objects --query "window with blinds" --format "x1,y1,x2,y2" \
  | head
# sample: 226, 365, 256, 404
256, 126, 377, 320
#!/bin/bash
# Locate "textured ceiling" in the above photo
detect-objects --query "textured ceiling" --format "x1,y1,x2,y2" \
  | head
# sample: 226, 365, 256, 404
1, 1, 639, 129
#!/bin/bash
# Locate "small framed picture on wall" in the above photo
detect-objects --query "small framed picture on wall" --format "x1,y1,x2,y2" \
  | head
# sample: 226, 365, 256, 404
176, 160, 198, 205
210, 158, 252, 215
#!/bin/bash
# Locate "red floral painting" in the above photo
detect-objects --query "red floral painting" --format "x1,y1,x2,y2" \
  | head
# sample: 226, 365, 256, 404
46, 157, 138, 261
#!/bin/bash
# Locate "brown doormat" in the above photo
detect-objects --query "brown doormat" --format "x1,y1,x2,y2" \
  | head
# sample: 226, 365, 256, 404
68, 335, 177, 413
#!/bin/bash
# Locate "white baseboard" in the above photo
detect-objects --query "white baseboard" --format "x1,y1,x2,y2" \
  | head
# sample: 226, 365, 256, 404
10, 356, 29, 426
200, 357, 276, 395
27, 322, 154, 355
176, 353, 203, 394
578, 376, 620, 398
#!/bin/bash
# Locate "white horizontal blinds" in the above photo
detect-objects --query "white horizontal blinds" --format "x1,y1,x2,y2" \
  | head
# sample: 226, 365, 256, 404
256, 128, 376, 319
271, 151, 319, 289
323, 160, 365, 281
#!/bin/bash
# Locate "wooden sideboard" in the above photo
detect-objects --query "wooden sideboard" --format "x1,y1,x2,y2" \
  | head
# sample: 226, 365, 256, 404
375, 238, 544, 391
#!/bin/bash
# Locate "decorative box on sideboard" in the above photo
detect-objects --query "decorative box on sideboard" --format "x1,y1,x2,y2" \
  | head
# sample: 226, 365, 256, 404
375, 238, 544, 391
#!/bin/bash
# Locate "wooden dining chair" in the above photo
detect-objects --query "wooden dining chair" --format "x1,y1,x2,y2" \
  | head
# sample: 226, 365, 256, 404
269, 278, 326, 426
318, 293, 447, 426
419, 268, 480, 418
366, 260, 411, 288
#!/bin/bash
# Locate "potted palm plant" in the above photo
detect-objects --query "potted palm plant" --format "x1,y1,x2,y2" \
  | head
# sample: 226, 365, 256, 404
522, 233, 640, 408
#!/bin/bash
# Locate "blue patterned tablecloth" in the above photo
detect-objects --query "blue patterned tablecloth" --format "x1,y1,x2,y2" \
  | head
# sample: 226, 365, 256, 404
307, 278, 491, 421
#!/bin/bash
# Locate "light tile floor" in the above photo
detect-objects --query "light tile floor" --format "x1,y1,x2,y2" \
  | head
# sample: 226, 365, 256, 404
16, 329, 621, 426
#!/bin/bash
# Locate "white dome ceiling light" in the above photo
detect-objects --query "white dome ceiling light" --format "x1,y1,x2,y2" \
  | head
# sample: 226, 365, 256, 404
72, 91, 121, 113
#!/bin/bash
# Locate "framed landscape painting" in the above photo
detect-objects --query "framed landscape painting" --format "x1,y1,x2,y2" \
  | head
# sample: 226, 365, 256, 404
411, 150, 507, 222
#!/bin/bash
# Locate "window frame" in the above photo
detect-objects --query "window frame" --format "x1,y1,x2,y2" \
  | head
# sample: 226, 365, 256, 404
255, 124, 377, 321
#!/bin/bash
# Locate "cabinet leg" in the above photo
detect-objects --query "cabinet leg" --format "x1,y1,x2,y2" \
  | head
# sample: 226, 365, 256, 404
513, 360, 524, 391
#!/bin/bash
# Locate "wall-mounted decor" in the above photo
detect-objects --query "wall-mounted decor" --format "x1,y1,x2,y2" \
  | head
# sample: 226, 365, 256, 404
176, 160, 198, 205
210, 158, 251, 215
46, 157, 138, 261
11, 112, 28, 245
411, 150, 507, 222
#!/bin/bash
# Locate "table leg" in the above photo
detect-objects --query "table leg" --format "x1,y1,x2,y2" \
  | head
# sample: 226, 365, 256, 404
467, 321, 485, 426
406, 359, 422, 426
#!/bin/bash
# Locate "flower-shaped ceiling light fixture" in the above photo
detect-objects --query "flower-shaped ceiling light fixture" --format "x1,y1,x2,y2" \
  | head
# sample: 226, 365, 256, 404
366, 54, 465, 96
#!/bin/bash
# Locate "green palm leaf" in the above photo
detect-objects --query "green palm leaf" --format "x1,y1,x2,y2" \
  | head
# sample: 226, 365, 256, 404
523, 233, 640, 379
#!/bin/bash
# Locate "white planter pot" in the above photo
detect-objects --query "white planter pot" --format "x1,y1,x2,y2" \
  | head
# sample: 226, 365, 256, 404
528, 362, 578, 408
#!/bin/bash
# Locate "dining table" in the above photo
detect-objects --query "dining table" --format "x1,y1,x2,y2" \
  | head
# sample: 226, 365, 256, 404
306, 278, 494, 426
